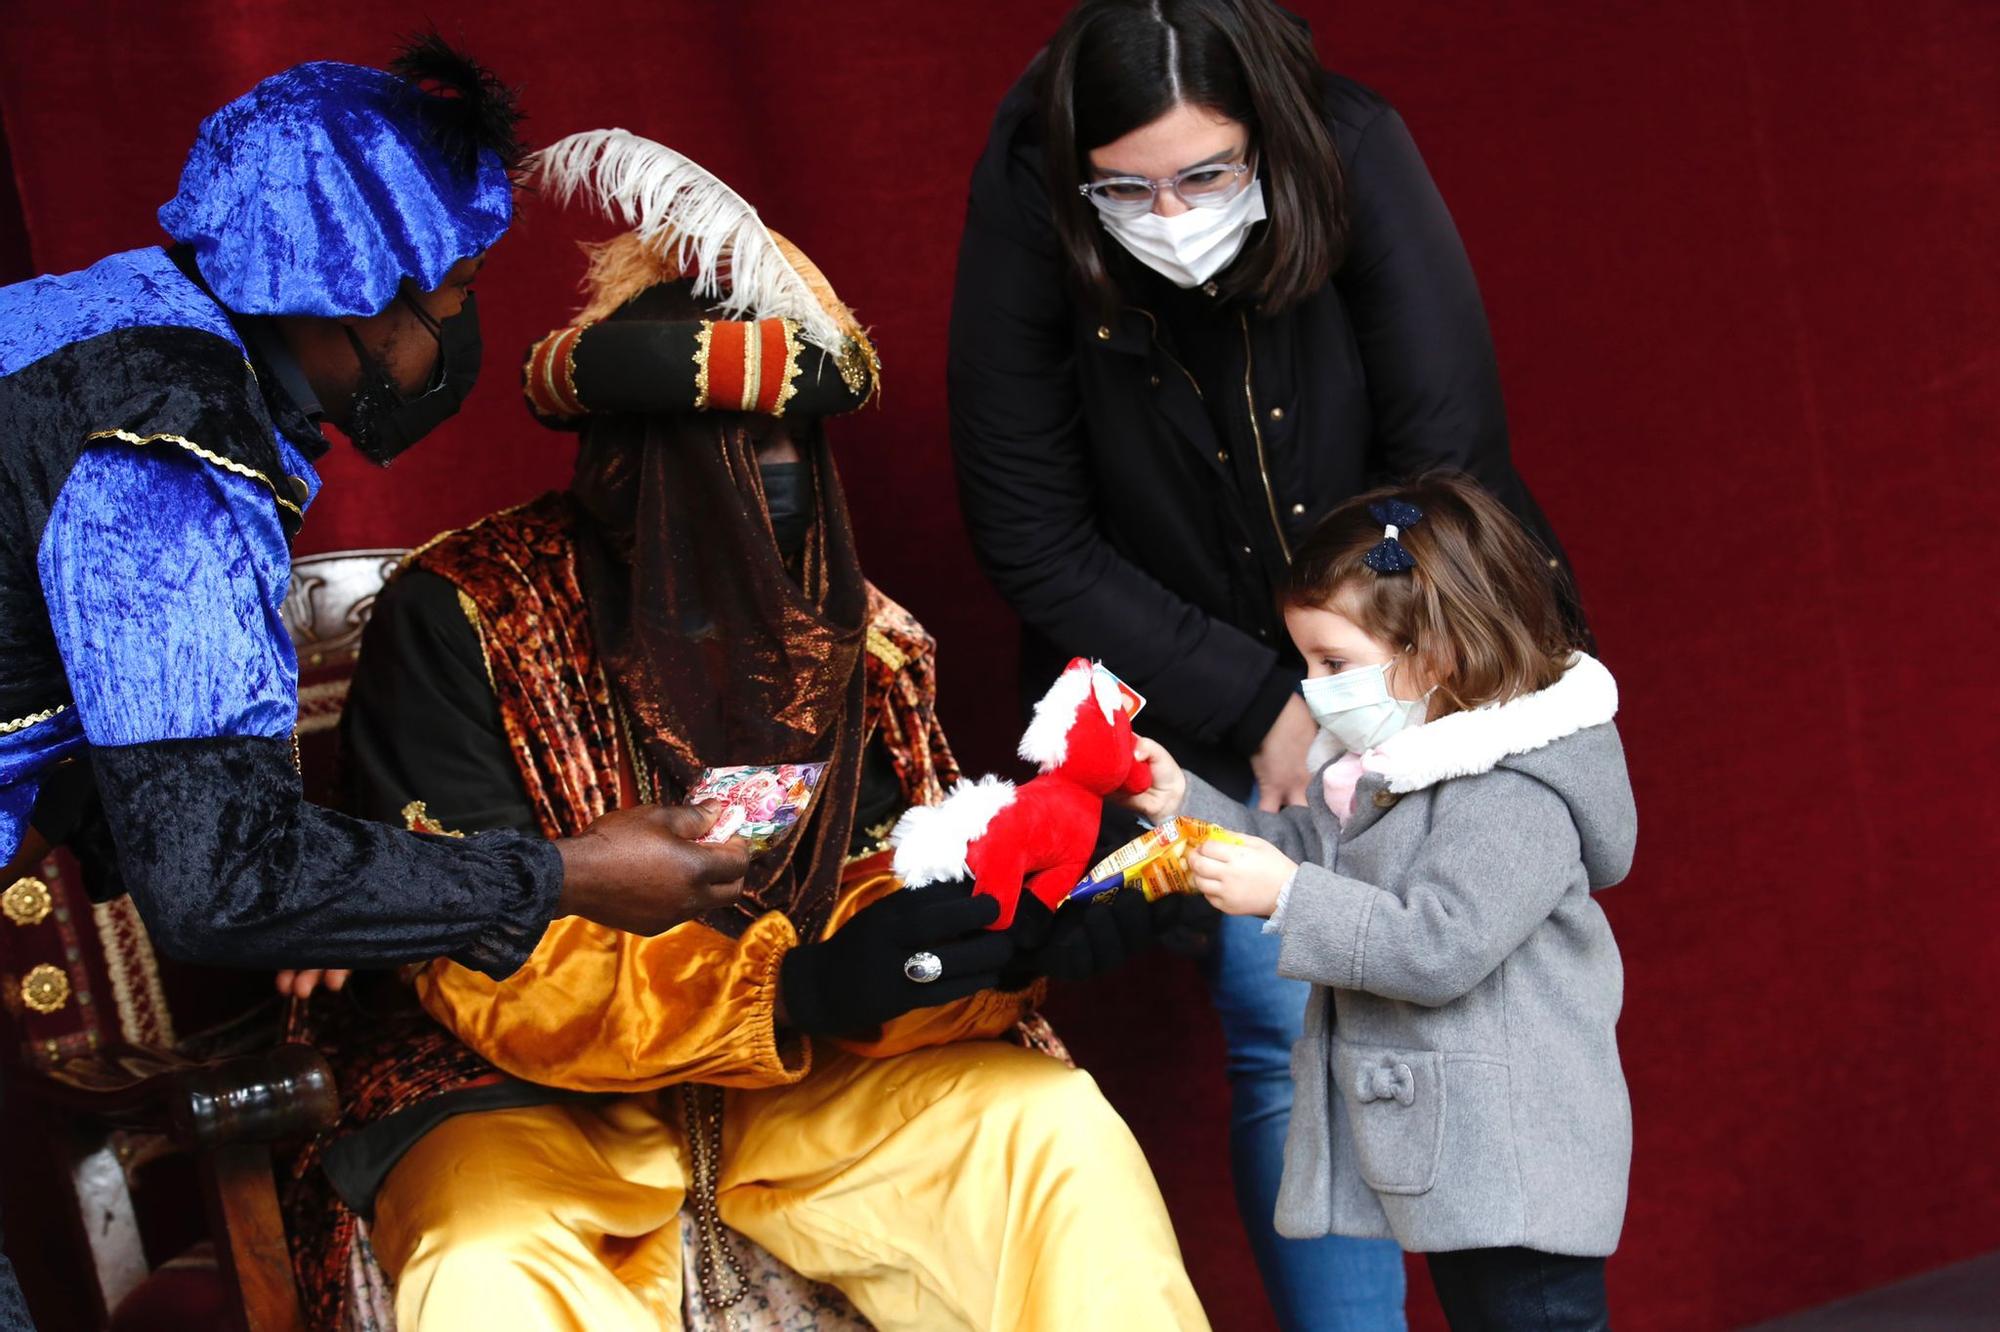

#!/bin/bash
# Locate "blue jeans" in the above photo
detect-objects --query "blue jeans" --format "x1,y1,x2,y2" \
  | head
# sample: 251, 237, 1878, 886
1203, 909, 1407, 1332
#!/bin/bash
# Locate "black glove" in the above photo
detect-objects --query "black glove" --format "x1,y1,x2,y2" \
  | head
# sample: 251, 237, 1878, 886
997, 890, 1197, 990
780, 881, 1015, 1037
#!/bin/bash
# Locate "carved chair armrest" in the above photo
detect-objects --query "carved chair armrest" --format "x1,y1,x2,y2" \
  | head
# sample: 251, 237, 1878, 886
16, 1042, 338, 1150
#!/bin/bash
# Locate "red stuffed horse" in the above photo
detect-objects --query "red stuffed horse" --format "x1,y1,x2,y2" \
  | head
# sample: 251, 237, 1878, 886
892, 658, 1153, 929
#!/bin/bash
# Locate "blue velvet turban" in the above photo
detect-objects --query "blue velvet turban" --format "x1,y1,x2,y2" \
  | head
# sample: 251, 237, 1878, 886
158, 61, 512, 318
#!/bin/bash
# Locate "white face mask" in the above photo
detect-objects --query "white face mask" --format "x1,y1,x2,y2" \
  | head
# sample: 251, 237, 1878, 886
1299, 659, 1429, 756
1098, 179, 1268, 288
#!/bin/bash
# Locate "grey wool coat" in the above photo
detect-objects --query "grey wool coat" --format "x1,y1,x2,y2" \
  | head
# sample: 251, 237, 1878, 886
1181, 653, 1637, 1256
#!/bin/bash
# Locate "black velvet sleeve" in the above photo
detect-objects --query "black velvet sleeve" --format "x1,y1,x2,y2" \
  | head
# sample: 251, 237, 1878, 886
339, 569, 538, 834
87, 733, 560, 976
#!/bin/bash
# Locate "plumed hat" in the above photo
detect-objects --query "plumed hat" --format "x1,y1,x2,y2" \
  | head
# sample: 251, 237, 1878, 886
519, 129, 881, 424
158, 38, 519, 318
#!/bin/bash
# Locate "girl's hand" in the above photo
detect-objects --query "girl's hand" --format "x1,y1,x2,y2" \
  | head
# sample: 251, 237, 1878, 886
1188, 836, 1295, 918
1115, 736, 1186, 823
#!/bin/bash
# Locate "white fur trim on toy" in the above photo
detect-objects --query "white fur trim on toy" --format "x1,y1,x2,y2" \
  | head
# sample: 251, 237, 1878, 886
891, 775, 1018, 887
1017, 661, 1124, 771
1017, 662, 1092, 770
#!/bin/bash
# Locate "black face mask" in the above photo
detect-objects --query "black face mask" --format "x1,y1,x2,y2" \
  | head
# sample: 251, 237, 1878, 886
345, 291, 483, 465
760, 461, 812, 560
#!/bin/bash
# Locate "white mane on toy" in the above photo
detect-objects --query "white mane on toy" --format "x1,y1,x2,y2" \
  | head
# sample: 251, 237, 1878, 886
1017, 662, 1122, 771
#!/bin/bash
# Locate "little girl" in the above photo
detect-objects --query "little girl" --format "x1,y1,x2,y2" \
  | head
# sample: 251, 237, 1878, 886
1125, 473, 1637, 1331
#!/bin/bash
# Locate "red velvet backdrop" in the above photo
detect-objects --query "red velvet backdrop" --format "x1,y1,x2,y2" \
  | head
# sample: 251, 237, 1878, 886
4, 3, 1996, 1328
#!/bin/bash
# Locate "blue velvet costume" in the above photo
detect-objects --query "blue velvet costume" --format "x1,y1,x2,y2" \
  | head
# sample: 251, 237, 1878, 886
0, 61, 560, 980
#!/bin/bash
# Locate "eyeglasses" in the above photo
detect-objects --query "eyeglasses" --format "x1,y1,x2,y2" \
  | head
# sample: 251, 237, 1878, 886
1079, 157, 1255, 219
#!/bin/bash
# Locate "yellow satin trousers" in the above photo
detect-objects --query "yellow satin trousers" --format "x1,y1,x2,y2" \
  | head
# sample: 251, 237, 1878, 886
372, 1039, 1210, 1331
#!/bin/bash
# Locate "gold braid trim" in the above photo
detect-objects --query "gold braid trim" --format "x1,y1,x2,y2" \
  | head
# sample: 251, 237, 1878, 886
401, 801, 467, 837
455, 588, 496, 691
771, 318, 804, 418
0, 704, 67, 736
739, 319, 762, 413
834, 334, 883, 408
559, 323, 590, 413
692, 320, 716, 410
864, 626, 908, 672
84, 429, 304, 520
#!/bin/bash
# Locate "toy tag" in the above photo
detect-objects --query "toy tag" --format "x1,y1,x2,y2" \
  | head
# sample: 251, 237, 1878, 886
1066, 816, 1246, 904
1093, 663, 1147, 719
688, 763, 826, 852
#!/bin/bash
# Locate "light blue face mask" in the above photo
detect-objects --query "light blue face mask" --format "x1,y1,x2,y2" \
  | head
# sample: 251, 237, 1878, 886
1298, 659, 1429, 755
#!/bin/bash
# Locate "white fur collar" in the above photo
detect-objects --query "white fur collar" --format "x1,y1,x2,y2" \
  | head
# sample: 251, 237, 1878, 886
1360, 653, 1617, 793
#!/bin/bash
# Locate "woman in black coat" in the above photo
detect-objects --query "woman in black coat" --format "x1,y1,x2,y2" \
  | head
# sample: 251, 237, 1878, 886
947, 3, 1580, 1328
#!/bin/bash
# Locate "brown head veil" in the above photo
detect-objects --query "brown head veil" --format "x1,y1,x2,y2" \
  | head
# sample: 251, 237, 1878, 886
570, 278, 869, 939
523, 131, 887, 939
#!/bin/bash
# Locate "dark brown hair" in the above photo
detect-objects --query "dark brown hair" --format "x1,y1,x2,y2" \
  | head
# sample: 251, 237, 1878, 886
1285, 474, 1576, 715
1038, 0, 1346, 320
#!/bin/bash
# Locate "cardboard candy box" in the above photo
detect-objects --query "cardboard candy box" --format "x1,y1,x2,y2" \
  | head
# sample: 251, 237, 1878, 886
1065, 816, 1248, 905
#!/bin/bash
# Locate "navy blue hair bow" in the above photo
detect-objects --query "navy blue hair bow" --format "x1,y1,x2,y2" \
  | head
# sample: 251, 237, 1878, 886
1361, 499, 1425, 573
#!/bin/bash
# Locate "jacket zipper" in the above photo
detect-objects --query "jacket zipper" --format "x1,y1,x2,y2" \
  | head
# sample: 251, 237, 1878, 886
1131, 308, 1204, 400
1240, 312, 1294, 564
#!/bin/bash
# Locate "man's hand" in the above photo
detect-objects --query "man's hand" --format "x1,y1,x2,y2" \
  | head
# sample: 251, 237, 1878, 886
274, 968, 350, 998
779, 881, 1013, 1036
1249, 693, 1316, 812
553, 805, 749, 936
1113, 736, 1187, 824
1188, 835, 1297, 918
998, 890, 1195, 989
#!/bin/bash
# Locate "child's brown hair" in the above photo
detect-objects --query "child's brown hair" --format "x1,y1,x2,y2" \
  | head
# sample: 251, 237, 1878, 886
1285, 473, 1577, 716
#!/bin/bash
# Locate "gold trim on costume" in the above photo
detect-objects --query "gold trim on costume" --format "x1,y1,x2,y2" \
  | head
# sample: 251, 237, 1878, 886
21, 963, 71, 1014
2, 878, 52, 928
772, 318, 804, 418
402, 800, 468, 838
561, 323, 591, 413
693, 320, 716, 410
456, 589, 497, 691
740, 319, 763, 413
0, 703, 67, 736
834, 335, 882, 407
864, 627, 908, 673
84, 429, 305, 520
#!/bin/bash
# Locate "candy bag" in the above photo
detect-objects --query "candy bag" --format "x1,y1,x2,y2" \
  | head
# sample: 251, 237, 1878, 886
1066, 816, 1247, 904
688, 763, 826, 852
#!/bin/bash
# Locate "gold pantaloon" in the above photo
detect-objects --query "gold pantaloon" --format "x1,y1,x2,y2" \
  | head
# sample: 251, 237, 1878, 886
374, 1038, 1209, 1331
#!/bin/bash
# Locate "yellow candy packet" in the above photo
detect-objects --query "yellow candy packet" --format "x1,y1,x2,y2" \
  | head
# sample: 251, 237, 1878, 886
1065, 816, 1248, 904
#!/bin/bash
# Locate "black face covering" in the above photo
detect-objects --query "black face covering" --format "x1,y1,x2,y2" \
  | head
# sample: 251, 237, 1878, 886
345, 291, 483, 465
760, 461, 813, 560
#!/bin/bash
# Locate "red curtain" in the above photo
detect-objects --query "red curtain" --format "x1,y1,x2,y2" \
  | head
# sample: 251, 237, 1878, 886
4, 3, 1996, 1327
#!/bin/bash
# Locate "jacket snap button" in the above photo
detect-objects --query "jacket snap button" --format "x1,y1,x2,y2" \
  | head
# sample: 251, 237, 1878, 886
1202, 281, 1219, 297
1216, 449, 1230, 463
1373, 790, 1399, 810
288, 474, 310, 501
1240, 545, 1253, 557
1149, 374, 1161, 388
1269, 407, 1284, 422
1291, 502, 1306, 516
1096, 325, 1112, 341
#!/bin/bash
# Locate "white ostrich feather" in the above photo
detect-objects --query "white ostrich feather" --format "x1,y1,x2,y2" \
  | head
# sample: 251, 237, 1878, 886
891, 775, 1018, 887
527, 129, 848, 351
